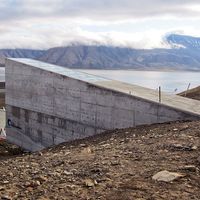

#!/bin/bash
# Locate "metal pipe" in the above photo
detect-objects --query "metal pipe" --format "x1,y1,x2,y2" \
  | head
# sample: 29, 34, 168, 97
185, 83, 191, 97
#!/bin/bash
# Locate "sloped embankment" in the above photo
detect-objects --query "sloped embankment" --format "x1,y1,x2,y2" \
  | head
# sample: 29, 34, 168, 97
179, 86, 200, 101
0, 121, 200, 199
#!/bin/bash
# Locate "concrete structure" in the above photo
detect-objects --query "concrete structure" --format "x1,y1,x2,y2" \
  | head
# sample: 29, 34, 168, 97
0, 109, 6, 140
5, 58, 200, 151
0, 82, 5, 108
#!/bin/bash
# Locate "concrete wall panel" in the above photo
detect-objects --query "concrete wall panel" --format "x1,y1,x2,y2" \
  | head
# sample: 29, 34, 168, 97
5, 59, 200, 151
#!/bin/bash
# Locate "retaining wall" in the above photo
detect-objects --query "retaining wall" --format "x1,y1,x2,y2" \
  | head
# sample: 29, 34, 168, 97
5, 59, 200, 151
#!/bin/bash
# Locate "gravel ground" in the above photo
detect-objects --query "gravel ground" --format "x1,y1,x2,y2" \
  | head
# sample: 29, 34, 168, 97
0, 120, 200, 200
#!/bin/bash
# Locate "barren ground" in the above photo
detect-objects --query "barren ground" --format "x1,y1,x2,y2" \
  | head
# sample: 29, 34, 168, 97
179, 86, 200, 100
0, 120, 200, 200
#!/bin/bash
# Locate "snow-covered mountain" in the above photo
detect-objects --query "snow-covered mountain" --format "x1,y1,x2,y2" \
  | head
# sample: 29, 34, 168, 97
166, 34, 200, 49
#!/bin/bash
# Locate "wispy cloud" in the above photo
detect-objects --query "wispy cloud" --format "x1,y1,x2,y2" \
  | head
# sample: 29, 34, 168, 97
0, 0, 200, 49
1, 0, 200, 21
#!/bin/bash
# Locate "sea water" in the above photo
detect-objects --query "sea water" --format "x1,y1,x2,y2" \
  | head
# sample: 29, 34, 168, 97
79, 69, 200, 93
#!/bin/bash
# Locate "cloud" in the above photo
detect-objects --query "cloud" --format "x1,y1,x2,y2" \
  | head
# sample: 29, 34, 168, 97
0, 20, 182, 49
1, 0, 200, 22
0, 0, 200, 49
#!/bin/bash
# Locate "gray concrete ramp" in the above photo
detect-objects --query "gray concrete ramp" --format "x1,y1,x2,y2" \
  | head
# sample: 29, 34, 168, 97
94, 80, 200, 117
5, 58, 200, 151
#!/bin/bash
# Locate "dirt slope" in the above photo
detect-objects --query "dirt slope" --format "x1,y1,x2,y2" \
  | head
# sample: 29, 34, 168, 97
0, 121, 200, 200
179, 86, 200, 101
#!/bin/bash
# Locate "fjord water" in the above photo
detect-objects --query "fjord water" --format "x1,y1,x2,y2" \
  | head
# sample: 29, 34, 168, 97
79, 69, 200, 93
0, 67, 199, 93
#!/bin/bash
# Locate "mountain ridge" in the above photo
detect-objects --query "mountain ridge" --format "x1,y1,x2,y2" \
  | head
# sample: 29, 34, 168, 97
1, 34, 200, 70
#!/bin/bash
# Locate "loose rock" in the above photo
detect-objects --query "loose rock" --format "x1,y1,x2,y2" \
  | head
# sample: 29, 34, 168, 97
85, 179, 97, 187
152, 170, 185, 182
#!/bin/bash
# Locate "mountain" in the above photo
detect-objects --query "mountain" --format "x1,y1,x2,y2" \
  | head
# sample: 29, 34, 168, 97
39, 45, 142, 69
0, 49, 45, 66
1, 34, 200, 70
38, 34, 200, 70
166, 34, 200, 49
40, 35, 200, 70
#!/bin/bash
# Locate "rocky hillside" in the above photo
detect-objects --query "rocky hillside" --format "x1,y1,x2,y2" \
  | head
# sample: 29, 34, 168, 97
0, 121, 200, 199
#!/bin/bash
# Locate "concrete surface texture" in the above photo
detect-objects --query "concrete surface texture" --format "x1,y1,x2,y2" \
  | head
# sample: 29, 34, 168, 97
0, 109, 5, 129
0, 82, 5, 108
5, 58, 200, 151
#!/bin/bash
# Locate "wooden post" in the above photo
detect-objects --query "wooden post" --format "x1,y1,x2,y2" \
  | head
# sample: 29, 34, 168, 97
159, 86, 161, 103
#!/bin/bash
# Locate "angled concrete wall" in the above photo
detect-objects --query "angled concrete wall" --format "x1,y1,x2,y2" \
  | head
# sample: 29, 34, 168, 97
5, 58, 200, 151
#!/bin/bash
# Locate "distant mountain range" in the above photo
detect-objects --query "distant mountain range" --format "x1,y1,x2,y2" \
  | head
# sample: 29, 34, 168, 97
0, 49, 45, 67
1, 34, 200, 70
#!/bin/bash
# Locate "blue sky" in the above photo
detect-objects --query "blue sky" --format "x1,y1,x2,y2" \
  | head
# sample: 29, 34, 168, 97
0, 0, 200, 49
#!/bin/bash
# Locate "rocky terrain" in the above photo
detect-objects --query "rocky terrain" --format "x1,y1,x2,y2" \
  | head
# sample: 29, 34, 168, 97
179, 86, 200, 101
1, 34, 200, 70
0, 120, 200, 200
